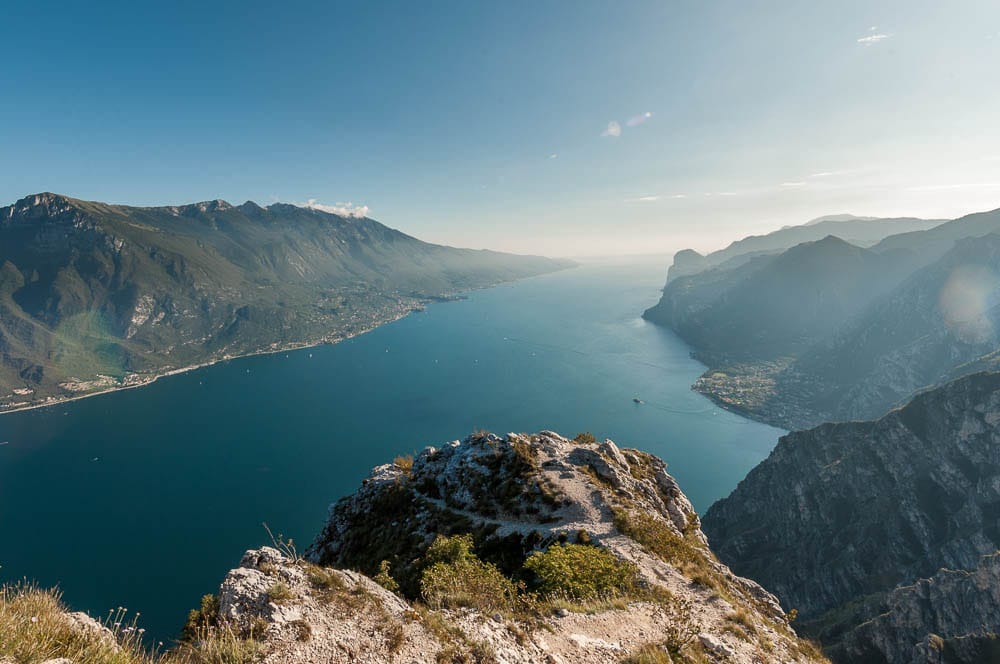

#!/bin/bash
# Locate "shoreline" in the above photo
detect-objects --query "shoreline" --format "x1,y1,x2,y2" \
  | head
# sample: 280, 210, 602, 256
0, 308, 421, 418
0, 267, 576, 418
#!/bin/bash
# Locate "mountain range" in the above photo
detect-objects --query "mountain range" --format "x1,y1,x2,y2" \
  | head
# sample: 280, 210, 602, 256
645, 206, 1000, 429
665, 214, 944, 282
0, 193, 572, 412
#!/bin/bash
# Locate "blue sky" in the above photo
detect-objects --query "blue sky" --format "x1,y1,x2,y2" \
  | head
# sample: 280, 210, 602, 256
2, 0, 1000, 256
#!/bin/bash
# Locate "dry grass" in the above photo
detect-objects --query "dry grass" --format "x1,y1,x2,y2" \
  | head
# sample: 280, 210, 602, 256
0, 583, 262, 664
265, 581, 294, 604
622, 644, 673, 664
393, 454, 415, 474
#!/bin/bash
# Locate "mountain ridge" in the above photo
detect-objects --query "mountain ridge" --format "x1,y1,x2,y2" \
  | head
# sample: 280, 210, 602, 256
644, 204, 1000, 429
702, 370, 1000, 664
0, 192, 573, 413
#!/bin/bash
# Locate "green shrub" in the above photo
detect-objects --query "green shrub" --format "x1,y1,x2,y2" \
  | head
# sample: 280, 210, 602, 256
182, 593, 220, 640
574, 432, 597, 445
374, 560, 401, 593
420, 535, 520, 613
523, 543, 639, 599
424, 533, 477, 566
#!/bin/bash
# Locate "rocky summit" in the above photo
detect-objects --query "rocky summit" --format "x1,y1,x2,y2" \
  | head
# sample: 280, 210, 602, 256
702, 371, 1000, 664
204, 430, 827, 663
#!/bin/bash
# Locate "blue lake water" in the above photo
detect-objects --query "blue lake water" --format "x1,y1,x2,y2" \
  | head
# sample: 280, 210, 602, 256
0, 257, 784, 642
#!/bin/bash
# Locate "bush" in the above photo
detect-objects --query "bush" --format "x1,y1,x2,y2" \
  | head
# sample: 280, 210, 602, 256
374, 560, 400, 593
574, 432, 597, 445
182, 593, 220, 640
523, 543, 639, 599
420, 535, 520, 613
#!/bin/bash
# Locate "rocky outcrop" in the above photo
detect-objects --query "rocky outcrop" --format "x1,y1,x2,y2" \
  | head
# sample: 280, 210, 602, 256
206, 431, 828, 663
702, 371, 1000, 663
828, 552, 1000, 664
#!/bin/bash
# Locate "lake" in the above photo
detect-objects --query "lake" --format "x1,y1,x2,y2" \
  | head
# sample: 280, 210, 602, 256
0, 256, 784, 642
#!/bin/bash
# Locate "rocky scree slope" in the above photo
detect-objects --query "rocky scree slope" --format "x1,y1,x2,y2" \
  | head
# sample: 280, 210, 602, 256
0, 193, 571, 411
702, 371, 1000, 664
204, 431, 828, 663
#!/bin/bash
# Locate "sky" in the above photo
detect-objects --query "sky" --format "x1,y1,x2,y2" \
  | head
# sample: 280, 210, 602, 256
2, 0, 1000, 257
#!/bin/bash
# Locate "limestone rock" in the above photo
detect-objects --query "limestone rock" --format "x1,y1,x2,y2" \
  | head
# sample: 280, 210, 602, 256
704, 371, 1000, 663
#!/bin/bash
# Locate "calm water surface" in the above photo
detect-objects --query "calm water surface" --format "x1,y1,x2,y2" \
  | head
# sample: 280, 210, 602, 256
0, 257, 784, 641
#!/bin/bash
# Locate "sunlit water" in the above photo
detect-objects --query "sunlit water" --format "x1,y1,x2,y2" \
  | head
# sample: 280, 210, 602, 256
0, 257, 784, 641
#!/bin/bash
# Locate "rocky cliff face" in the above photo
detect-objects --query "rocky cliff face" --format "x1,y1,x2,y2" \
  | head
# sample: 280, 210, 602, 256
702, 371, 1000, 663
210, 431, 827, 663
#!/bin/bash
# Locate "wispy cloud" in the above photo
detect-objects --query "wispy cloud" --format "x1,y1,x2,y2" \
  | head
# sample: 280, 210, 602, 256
625, 193, 687, 203
906, 183, 1000, 192
858, 27, 891, 44
300, 198, 370, 217
781, 181, 807, 187
626, 111, 654, 127
548, 153, 558, 159
601, 121, 622, 138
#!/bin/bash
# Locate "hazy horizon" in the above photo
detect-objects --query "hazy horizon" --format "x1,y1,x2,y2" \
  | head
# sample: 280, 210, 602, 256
3, 0, 1000, 256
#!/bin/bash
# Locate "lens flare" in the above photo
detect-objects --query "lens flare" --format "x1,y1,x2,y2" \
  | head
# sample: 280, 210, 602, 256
938, 264, 999, 343
626, 111, 653, 127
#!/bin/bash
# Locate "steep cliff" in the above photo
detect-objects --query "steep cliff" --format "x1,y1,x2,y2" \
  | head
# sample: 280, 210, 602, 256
702, 371, 1000, 663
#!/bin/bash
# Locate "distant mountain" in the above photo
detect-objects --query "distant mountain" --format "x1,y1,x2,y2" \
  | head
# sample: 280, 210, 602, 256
790, 232, 1000, 422
665, 214, 944, 282
647, 236, 917, 361
0, 193, 572, 411
871, 207, 1000, 269
703, 371, 1000, 664
645, 206, 1000, 429
801, 213, 878, 226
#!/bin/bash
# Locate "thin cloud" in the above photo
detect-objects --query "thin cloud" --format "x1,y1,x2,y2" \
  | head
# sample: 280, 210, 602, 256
781, 181, 807, 187
548, 153, 558, 159
300, 198, 370, 217
906, 183, 1000, 192
858, 27, 891, 44
601, 121, 622, 138
625, 193, 688, 202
